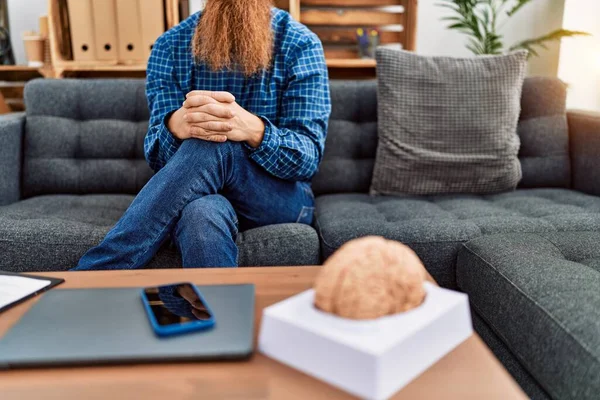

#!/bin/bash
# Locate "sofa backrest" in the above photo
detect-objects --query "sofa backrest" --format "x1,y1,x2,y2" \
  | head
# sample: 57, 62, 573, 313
23, 76, 570, 198
23, 79, 153, 197
311, 81, 378, 195
312, 77, 571, 195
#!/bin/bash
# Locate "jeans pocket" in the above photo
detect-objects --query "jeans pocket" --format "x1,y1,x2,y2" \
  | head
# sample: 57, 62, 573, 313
303, 183, 315, 201
296, 206, 315, 225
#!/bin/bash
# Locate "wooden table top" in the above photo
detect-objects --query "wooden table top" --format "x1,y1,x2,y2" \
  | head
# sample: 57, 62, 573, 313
0, 267, 526, 400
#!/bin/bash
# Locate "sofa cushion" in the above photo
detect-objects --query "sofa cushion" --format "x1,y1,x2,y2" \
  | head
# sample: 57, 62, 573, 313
23, 79, 154, 197
471, 311, 551, 400
0, 195, 320, 272
372, 48, 527, 195
311, 77, 570, 196
311, 80, 378, 195
457, 232, 600, 400
0, 114, 24, 206
315, 188, 600, 288
518, 77, 570, 188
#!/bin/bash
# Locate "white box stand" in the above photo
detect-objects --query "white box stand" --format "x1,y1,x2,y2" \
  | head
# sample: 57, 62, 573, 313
259, 283, 472, 400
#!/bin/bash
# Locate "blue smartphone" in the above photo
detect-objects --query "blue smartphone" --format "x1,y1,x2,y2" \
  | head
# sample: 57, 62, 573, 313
141, 283, 216, 337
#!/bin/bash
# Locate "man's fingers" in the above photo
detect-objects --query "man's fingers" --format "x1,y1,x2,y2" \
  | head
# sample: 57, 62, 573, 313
185, 104, 233, 118
201, 103, 234, 118
184, 112, 221, 123
183, 95, 217, 108
186, 90, 235, 103
185, 112, 234, 125
195, 121, 233, 132
188, 127, 228, 142
201, 135, 228, 143
183, 112, 206, 123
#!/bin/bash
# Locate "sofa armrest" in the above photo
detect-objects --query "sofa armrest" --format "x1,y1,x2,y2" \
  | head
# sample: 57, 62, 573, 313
569, 110, 600, 196
0, 113, 25, 206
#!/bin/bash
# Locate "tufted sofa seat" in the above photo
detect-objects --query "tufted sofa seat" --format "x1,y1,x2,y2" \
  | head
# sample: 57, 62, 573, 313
457, 232, 600, 399
316, 188, 600, 288
0, 194, 319, 272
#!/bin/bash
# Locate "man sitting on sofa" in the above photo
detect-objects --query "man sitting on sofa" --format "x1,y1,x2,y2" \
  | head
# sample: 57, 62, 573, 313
73, 0, 331, 270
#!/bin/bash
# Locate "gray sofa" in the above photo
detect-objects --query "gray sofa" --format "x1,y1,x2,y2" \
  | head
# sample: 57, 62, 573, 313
1, 78, 599, 399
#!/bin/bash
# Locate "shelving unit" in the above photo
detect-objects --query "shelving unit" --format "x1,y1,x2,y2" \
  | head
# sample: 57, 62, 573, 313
44, 0, 181, 78
44, 0, 417, 78
0, 66, 47, 113
279, 0, 418, 77
3, 0, 418, 87
0, 0, 184, 111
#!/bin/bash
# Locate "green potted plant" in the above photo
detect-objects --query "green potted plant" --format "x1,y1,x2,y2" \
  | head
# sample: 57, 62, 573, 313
438, 0, 589, 57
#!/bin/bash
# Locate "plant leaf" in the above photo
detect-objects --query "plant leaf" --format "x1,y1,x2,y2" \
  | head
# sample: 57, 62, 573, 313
507, 0, 534, 17
467, 37, 487, 55
448, 23, 468, 29
509, 29, 591, 58
441, 16, 463, 22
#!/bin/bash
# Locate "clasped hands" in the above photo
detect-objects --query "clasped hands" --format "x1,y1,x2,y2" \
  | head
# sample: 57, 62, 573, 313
168, 91, 265, 148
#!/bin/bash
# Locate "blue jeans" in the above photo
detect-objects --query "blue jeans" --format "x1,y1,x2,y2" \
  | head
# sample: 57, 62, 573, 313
73, 139, 315, 270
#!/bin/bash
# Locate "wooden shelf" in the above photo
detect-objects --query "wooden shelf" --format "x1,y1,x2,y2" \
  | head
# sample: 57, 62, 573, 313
0, 65, 46, 81
0, 60, 375, 80
0, 66, 43, 114
326, 58, 376, 79
285, 0, 416, 77
52, 64, 147, 78
0, 66, 39, 72
46, 0, 175, 78
0, 64, 147, 79
326, 59, 376, 68
55, 64, 146, 73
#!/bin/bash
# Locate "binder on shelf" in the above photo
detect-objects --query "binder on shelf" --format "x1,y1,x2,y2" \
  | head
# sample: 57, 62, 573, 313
66, 0, 96, 61
138, 0, 165, 61
57, 0, 73, 61
91, 0, 118, 61
115, 0, 143, 63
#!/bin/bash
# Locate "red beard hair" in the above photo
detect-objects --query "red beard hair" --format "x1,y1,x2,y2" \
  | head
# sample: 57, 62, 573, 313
192, 0, 274, 76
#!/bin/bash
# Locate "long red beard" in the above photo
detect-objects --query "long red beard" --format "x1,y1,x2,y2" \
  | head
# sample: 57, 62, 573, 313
192, 0, 274, 76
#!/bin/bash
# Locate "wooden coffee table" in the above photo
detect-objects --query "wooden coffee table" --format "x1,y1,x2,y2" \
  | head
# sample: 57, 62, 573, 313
0, 267, 526, 399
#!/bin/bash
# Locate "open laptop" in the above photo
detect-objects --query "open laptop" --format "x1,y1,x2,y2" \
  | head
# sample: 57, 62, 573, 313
0, 284, 254, 368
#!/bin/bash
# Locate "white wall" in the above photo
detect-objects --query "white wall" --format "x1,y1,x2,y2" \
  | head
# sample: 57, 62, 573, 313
189, 0, 205, 13
558, 0, 600, 111
7, 0, 48, 65
416, 0, 566, 77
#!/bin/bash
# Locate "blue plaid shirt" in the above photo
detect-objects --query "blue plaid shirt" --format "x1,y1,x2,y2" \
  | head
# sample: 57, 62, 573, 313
144, 9, 331, 181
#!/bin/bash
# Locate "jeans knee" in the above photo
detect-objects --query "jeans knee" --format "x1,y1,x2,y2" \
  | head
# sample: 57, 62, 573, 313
177, 195, 237, 235
178, 138, 242, 157
165, 140, 245, 180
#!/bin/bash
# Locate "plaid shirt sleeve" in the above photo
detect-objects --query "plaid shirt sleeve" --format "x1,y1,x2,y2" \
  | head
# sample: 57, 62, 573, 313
144, 35, 184, 172
247, 38, 331, 181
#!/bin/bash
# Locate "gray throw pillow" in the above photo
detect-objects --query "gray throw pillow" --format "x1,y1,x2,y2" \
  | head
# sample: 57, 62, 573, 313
371, 48, 528, 195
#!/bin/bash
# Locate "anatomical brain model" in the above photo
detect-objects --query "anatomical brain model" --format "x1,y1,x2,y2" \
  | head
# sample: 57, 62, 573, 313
314, 236, 427, 320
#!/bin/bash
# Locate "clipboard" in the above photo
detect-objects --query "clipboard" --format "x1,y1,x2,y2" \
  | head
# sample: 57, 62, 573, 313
0, 271, 64, 314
